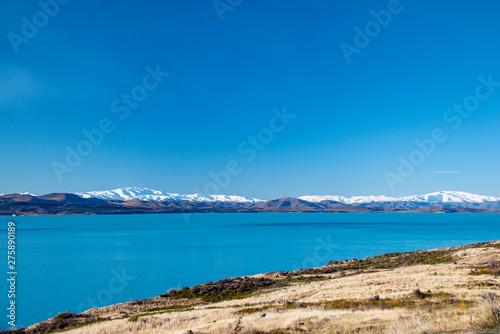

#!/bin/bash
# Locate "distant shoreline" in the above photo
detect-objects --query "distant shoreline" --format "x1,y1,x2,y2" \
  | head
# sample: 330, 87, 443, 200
1, 192, 500, 216
3, 210, 500, 218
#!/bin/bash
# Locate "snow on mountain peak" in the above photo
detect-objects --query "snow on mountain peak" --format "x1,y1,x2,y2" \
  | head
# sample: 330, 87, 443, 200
299, 191, 500, 205
399, 191, 500, 203
20, 192, 38, 196
298, 195, 398, 205
74, 187, 265, 203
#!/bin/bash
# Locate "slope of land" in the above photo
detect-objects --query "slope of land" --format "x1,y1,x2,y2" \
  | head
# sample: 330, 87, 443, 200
13, 241, 500, 334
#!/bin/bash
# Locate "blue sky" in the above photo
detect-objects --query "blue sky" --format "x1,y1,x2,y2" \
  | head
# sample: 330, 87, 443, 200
0, 0, 499, 199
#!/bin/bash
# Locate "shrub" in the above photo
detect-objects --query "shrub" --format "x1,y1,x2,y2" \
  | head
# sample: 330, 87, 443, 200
54, 311, 73, 320
488, 259, 499, 268
222, 317, 244, 334
162, 276, 276, 302
412, 289, 426, 299
128, 315, 139, 322
475, 293, 500, 329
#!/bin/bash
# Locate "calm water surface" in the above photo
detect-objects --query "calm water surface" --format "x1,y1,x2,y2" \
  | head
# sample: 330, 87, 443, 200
1, 212, 499, 328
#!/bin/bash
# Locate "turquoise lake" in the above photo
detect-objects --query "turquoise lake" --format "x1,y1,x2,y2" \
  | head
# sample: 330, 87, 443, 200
1, 212, 499, 329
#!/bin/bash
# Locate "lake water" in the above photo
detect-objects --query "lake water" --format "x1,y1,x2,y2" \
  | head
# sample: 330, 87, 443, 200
1, 212, 499, 329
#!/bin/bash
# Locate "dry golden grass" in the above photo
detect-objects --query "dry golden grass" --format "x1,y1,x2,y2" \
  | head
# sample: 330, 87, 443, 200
30, 242, 500, 334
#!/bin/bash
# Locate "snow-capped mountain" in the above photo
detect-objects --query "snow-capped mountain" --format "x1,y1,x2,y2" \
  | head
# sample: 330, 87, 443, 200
399, 191, 500, 203
75, 187, 265, 203
0, 192, 38, 197
299, 191, 500, 205
298, 195, 398, 205
74, 189, 500, 206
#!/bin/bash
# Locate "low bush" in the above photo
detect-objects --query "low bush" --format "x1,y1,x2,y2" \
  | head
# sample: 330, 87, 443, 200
128, 315, 139, 322
475, 293, 500, 329
162, 276, 276, 302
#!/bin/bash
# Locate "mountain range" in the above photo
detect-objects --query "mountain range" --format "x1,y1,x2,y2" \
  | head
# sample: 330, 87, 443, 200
73, 187, 500, 205
1, 187, 500, 216
75, 187, 265, 203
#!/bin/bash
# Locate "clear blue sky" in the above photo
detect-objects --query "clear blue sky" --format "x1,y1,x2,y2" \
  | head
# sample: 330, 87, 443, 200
1, 0, 499, 199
